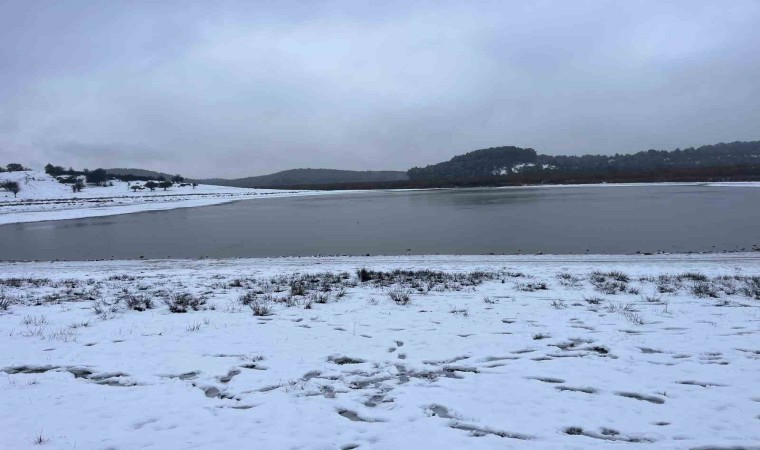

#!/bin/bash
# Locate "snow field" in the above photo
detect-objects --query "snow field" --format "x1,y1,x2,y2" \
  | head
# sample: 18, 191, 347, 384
0, 254, 758, 449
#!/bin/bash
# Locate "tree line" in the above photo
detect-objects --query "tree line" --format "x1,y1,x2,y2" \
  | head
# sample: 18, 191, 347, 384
268, 164, 760, 190
43, 164, 195, 192
44, 164, 185, 185
0, 163, 29, 173
407, 141, 760, 180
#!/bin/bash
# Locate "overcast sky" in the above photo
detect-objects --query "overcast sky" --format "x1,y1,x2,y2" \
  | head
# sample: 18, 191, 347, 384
1, 0, 759, 178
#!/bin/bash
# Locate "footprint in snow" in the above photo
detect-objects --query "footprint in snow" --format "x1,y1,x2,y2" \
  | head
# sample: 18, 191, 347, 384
615, 392, 665, 404
527, 376, 565, 384
337, 409, 385, 423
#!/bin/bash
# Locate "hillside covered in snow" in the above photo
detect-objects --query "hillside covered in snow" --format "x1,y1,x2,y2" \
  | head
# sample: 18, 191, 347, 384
0, 170, 322, 225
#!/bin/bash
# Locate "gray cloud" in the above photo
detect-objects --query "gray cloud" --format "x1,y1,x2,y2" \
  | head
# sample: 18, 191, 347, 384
1, 0, 759, 178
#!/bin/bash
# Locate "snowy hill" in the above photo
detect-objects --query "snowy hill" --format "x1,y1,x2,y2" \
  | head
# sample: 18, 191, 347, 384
0, 170, 77, 200
0, 170, 324, 225
0, 170, 241, 201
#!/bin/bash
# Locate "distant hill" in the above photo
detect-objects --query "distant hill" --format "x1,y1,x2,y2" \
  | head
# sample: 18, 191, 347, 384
94, 140, 760, 189
106, 168, 177, 180
408, 141, 760, 180
199, 168, 408, 188
407, 146, 537, 180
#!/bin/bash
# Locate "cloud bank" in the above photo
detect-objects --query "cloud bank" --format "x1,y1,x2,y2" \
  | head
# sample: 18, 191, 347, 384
1, 0, 759, 177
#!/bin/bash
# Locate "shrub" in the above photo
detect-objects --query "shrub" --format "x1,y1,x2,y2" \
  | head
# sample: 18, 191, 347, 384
556, 273, 582, 287
290, 281, 307, 296
584, 296, 604, 305
622, 310, 645, 325
605, 271, 630, 283
715, 276, 738, 295
250, 301, 272, 316
309, 292, 329, 304
741, 277, 760, 300
357, 268, 374, 282
239, 291, 257, 305
590, 271, 631, 294
595, 280, 628, 295
641, 293, 662, 303
85, 168, 108, 186
691, 281, 720, 298
165, 293, 206, 313
550, 299, 567, 309
517, 281, 548, 292
656, 275, 681, 293
679, 272, 708, 282
92, 299, 120, 317
0, 291, 11, 310
108, 274, 135, 281
605, 302, 634, 313
32, 429, 47, 445
388, 288, 411, 305
124, 294, 153, 311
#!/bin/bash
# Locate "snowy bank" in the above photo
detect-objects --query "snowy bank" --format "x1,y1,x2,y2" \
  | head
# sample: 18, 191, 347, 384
1, 253, 758, 449
0, 171, 334, 225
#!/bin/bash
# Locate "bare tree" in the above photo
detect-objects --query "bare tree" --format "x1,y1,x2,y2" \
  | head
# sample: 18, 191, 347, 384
2, 181, 20, 197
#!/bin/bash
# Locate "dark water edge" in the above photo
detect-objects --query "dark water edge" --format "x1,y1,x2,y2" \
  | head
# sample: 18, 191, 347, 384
1, 185, 759, 261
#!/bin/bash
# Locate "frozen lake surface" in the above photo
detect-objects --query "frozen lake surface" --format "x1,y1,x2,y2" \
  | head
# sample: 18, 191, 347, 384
1, 185, 759, 260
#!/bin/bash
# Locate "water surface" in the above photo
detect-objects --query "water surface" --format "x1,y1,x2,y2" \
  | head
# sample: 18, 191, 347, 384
1, 185, 758, 260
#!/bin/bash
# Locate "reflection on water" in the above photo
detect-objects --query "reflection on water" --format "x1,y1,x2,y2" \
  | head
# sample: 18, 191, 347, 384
1, 185, 758, 260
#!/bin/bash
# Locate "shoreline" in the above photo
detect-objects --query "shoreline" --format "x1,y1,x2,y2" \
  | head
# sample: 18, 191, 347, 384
2, 251, 759, 273
0, 189, 350, 226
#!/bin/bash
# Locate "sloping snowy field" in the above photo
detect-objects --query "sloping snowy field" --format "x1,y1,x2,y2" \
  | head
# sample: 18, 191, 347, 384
1, 254, 759, 449
0, 171, 329, 225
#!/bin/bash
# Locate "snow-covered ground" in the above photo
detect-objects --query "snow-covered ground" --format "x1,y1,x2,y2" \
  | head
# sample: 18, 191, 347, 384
1, 254, 758, 449
0, 171, 331, 225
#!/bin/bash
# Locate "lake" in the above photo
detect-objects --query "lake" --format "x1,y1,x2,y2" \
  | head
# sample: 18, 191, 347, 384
1, 185, 758, 260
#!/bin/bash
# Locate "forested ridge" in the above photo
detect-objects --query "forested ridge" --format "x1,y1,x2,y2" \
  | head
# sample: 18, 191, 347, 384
408, 141, 760, 180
